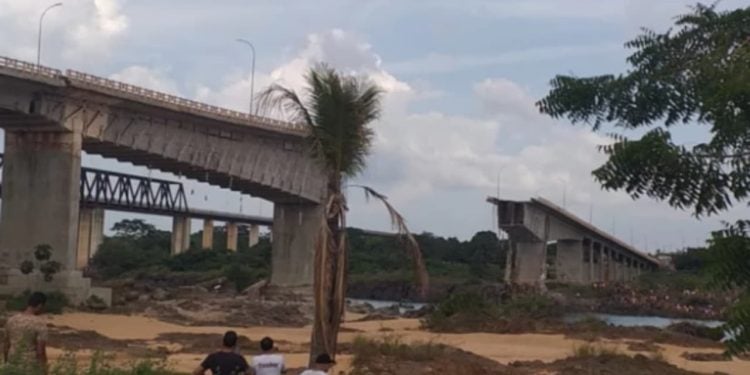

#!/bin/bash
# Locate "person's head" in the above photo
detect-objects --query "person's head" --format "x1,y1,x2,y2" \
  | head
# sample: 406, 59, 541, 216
260, 336, 274, 352
222, 331, 238, 349
27, 292, 46, 315
312, 353, 335, 371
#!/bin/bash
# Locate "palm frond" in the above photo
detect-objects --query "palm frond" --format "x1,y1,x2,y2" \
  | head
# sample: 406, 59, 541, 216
351, 184, 430, 298
256, 83, 314, 126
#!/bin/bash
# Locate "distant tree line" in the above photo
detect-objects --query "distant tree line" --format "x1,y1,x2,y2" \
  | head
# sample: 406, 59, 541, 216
90, 219, 507, 288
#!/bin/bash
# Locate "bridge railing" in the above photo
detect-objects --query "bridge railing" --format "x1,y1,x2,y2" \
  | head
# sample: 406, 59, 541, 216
0, 55, 307, 134
65, 70, 307, 134
0, 56, 62, 79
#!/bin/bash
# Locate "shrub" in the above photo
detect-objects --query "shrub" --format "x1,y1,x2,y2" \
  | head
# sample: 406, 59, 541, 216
422, 292, 499, 331
167, 249, 233, 272
6, 291, 68, 314
223, 263, 260, 292
91, 237, 169, 279
666, 322, 725, 341
499, 294, 560, 319
571, 343, 619, 357
1, 352, 176, 374
351, 335, 444, 367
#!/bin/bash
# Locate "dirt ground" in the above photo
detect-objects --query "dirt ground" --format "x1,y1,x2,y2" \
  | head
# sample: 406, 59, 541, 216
353, 346, 704, 375
38, 311, 749, 375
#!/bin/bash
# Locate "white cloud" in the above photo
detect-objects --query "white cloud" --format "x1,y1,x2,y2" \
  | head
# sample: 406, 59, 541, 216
387, 43, 621, 76
109, 65, 179, 94
0, 0, 128, 68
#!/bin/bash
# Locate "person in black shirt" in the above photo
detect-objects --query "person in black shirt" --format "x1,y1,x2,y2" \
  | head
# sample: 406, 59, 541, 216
193, 331, 249, 375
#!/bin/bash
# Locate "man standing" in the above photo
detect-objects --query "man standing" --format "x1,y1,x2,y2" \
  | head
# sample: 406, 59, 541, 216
300, 354, 335, 375
251, 336, 285, 375
193, 331, 249, 375
3, 292, 48, 372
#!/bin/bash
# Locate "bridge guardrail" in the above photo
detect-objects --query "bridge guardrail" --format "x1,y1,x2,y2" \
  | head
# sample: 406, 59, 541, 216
0, 56, 62, 79
65, 70, 307, 134
0, 55, 306, 135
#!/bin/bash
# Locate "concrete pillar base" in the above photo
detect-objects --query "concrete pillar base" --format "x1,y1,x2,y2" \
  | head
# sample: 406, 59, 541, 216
226, 222, 238, 251
171, 216, 191, 255
270, 203, 324, 290
248, 224, 260, 247
202, 219, 214, 250
76, 208, 104, 270
0, 268, 111, 306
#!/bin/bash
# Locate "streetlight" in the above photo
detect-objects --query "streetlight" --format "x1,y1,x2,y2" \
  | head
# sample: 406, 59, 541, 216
235, 38, 256, 114
37, 2, 63, 66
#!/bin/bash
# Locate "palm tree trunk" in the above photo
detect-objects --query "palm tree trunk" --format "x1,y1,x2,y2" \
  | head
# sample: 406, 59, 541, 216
310, 177, 347, 365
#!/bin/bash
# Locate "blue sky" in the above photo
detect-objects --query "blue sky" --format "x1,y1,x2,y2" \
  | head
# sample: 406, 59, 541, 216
0, 0, 747, 251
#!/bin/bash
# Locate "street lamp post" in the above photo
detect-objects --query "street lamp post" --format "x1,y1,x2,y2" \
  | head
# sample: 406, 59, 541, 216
37, 2, 63, 66
236, 38, 256, 114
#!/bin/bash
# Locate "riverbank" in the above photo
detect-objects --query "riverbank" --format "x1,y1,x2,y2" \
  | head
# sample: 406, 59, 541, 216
39, 311, 748, 374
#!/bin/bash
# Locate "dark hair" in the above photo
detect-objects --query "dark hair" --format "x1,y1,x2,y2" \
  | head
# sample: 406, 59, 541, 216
315, 353, 335, 364
27, 292, 47, 308
260, 336, 274, 351
222, 331, 238, 348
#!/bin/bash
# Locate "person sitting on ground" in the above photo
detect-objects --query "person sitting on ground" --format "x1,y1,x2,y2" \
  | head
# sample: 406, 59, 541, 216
193, 331, 249, 375
3, 292, 48, 371
251, 336, 285, 375
300, 353, 335, 375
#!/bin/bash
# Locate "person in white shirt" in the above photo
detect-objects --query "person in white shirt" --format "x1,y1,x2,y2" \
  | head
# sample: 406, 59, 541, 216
300, 353, 335, 375
251, 337, 285, 375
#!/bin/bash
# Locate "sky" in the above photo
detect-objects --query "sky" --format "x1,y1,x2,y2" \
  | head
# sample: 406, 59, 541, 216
0, 0, 747, 252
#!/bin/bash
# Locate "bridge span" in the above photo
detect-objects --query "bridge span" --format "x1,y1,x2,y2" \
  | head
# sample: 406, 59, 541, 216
489, 196, 662, 285
0, 56, 325, 303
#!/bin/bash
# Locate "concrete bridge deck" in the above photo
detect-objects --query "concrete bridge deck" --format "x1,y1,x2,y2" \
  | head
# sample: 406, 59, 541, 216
489, 196, 662, 285
0, 56, 325, 304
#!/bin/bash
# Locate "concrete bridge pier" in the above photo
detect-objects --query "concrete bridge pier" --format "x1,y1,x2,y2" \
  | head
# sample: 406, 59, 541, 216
202, 219, 214, 249
226, 222, 238, 251
248, 224, 260, 247
171, 216, 191, 255
76, 208, 104, 269
0, 130, 110, 305
269, 203, 324, 294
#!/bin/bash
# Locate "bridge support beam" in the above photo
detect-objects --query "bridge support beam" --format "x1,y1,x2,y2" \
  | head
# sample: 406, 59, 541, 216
226, 222, 238, 251
76, 208, 104, 270
202, 219, 214, 250
248, 224, 260, 247
269, 203, 324, 294
171, 216, 191, 255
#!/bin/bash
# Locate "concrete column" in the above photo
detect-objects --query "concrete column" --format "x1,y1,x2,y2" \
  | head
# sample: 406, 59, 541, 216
76, 208, 104, 269
603, 248, 611, 282
556, 240, 584, 283
511, 242, 546, 284
248, 224, 260, 247
504, 240, 515, 283
593, 243, 602, 282
626, 258, 633, 281
270, 203, 324, 290
171, 216, 191, 255
201, 219, 214, 250
610, 250, 623, 281
0, 131, 82, 270
226, 222, 238, 251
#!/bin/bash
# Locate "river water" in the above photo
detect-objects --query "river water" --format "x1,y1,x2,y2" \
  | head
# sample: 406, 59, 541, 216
348, 298, 725, 329
564, 312, 724, 329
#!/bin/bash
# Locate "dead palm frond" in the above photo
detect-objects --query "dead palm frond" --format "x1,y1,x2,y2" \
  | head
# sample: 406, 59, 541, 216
351, 184, 430, 298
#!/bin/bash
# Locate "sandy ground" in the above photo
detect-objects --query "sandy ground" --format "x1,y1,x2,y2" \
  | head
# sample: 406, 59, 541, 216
46, 312, 749, 374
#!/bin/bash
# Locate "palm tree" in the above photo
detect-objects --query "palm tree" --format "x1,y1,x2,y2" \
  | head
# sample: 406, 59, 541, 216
258, 65, 429, 362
